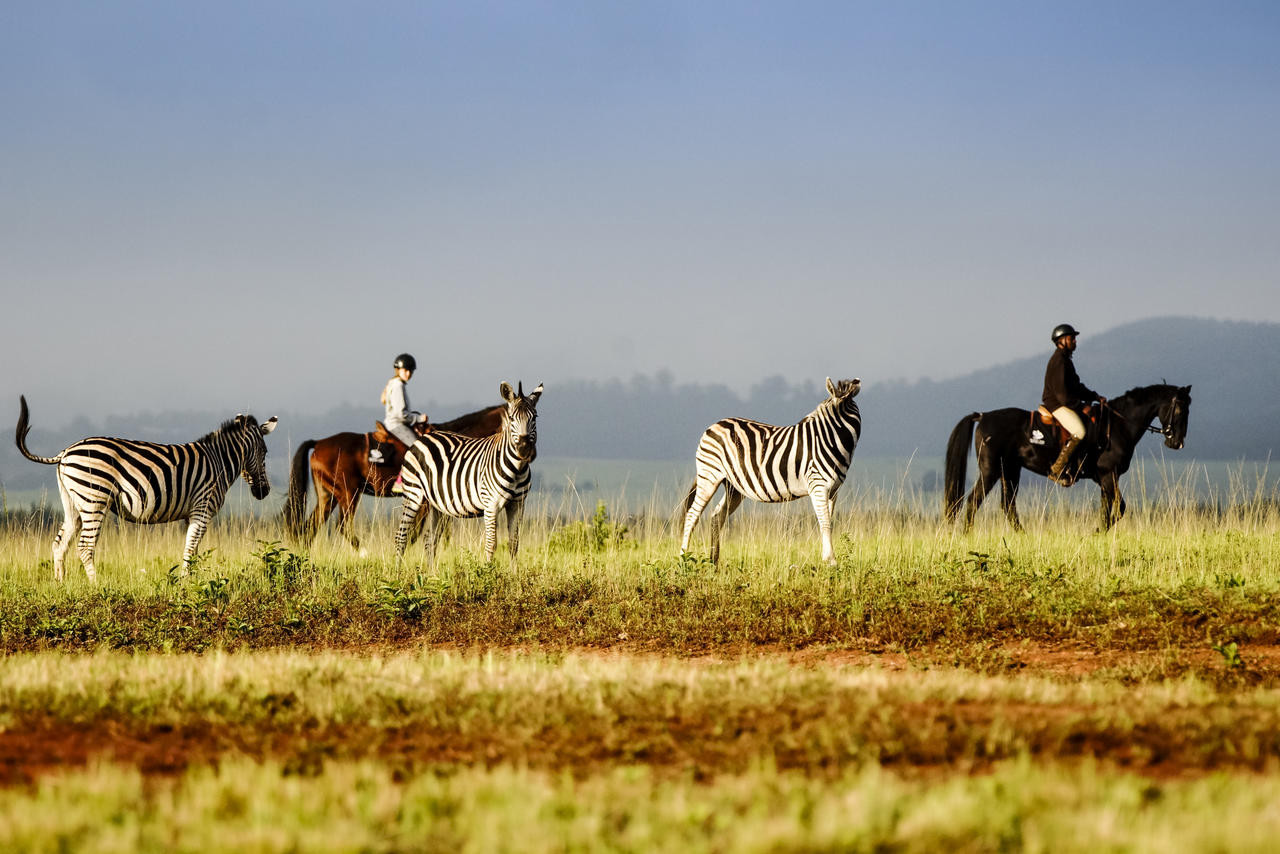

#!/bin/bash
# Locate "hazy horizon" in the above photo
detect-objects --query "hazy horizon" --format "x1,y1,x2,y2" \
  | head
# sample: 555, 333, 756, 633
5, 3, 1279, 427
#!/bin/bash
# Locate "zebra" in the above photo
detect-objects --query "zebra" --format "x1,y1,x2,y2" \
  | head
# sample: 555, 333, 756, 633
679, 378, 862, 566
394, 381, 542, 566
14, 395, 278, 582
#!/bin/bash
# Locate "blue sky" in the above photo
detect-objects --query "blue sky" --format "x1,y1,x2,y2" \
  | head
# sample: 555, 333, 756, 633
3, 1, 1278, 425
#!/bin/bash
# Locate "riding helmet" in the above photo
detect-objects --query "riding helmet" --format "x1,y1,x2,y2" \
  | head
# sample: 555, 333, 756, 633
1051, 323, 1080, 343
393, 353, 417, 372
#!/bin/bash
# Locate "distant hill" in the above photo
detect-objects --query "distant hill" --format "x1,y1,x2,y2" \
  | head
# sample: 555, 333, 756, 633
2, 318, 1276, 496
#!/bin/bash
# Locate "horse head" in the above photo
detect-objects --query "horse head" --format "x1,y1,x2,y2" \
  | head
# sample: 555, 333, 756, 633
1156, 385, 1192, 450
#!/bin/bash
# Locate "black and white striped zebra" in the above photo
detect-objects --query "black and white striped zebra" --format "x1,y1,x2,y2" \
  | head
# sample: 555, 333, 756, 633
679, 378, 862, 566
395, 381, 542, 565
15, 395, 278, 581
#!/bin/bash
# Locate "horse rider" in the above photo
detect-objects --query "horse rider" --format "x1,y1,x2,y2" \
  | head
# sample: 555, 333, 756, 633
375, 353, 429, 491
1043, 323, 1106, 486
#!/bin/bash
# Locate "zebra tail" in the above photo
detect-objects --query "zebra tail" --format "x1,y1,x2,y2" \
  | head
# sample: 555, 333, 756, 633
14, 395, 63, 465
282, 439, 317, 538
942, 413, 980, 523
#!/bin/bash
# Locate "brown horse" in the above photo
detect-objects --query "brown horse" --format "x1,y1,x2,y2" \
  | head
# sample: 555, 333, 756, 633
283, 405, 504, 550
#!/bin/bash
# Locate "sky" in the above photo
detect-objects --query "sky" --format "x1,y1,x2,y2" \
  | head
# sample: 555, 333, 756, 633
3, 1, 1278, 427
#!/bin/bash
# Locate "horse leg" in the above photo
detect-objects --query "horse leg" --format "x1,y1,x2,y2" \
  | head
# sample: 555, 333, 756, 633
999, 465, 1024, 533
1099, 472, 1124, 531
963, 470, 997, 531
708, 486, 744, 566
335, 490, 363, 552
305, 483, 338, 546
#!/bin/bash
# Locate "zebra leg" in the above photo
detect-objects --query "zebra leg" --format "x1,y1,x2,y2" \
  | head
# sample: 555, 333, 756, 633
75, 508, 107, 583
482, 506, 500, 563
707, 486, 744, 565
394, 497, 422, 560
51, 481, 80, 582
182, 512, 211, 569
505, 498, 526, 568
679, 479, 720, 556
421, 506, 441, 567
807, 485, 837, 566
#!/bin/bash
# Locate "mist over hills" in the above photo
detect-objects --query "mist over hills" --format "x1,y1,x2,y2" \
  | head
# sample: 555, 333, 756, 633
3, 317, 1276, 493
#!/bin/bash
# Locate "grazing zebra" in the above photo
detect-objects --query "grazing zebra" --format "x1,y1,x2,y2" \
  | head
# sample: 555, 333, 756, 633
15, 395, 278, 582
395, 381, 542, 566
680, 378, 862, 566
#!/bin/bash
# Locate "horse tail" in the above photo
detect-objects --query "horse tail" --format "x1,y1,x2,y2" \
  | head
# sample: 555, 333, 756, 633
14, 396, 64, 465
283, 439, 317, 539
943, 413, 980, 523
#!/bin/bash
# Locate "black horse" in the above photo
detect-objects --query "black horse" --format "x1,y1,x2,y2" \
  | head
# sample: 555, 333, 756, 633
943, 383, 1192, 531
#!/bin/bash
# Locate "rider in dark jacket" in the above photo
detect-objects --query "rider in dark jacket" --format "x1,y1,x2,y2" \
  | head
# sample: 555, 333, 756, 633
1043, 324, 1106, 485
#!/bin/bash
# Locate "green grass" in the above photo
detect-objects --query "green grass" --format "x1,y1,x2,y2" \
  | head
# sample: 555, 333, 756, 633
2, 473, 1280, 851
5, 758, 1280, 853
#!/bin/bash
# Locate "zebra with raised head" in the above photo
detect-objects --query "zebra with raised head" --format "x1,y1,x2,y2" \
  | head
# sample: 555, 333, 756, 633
680, 378, 862, 566
395, 381, 542, 566
15, 395, 278, 581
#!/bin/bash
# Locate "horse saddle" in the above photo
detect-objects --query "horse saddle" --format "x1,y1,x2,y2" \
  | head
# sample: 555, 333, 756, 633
1031, 404, 1097, 448
368, 436, 399, 467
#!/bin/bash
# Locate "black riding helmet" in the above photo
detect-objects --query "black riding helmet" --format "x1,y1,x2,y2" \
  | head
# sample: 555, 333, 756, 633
393, 353, 417, 372
1051, 323, 1080, 343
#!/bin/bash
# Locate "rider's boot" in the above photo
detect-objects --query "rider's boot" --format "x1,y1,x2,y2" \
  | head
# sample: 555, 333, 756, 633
1048, 437, 1081, 486
391, 471, 405, 495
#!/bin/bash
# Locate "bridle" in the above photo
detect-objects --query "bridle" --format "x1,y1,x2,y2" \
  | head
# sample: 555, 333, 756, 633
1101, 394, 1181, 438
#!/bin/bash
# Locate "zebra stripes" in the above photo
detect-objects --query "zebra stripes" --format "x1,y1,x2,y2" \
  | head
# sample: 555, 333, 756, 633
394, 381, 542, 565
15, 395, 277, 581
680, 378, 862, 566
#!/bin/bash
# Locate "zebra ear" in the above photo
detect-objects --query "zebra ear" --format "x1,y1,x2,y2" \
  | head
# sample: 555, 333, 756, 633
825, 377, 837, 398
527, 383, 543, 405
260, 416, 278, 436
500, 382, 516, 402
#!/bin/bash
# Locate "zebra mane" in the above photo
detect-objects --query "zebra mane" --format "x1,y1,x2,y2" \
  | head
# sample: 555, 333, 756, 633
197, 415, 258, 444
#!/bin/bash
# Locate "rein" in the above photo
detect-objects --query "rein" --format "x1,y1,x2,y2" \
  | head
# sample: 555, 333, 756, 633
1100, 397, 1174, 438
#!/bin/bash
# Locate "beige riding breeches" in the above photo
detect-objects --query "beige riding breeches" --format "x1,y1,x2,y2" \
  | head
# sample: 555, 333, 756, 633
1051, 406, 1087, 441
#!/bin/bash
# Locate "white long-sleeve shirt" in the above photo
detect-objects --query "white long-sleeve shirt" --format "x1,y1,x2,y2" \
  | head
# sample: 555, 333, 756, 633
383, 378, 425, 430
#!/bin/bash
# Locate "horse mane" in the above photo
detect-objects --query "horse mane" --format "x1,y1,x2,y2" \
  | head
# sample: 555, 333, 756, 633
436, 404, 505, 434
1114, 383, 1177, 404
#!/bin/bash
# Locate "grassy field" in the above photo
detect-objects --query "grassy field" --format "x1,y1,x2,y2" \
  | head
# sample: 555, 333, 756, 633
1, 470, 1279, 852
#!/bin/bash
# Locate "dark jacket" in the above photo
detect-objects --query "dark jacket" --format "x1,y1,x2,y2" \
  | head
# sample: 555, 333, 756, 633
1042, 348, 1099, 410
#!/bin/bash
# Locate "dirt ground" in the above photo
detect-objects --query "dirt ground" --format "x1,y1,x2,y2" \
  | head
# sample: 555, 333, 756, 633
3, 645, 1278, 787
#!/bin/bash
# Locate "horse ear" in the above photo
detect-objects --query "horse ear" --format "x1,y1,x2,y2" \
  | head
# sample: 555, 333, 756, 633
500, 382, 515, 402
527, 383, 543, 405
260, 416, 278, 436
